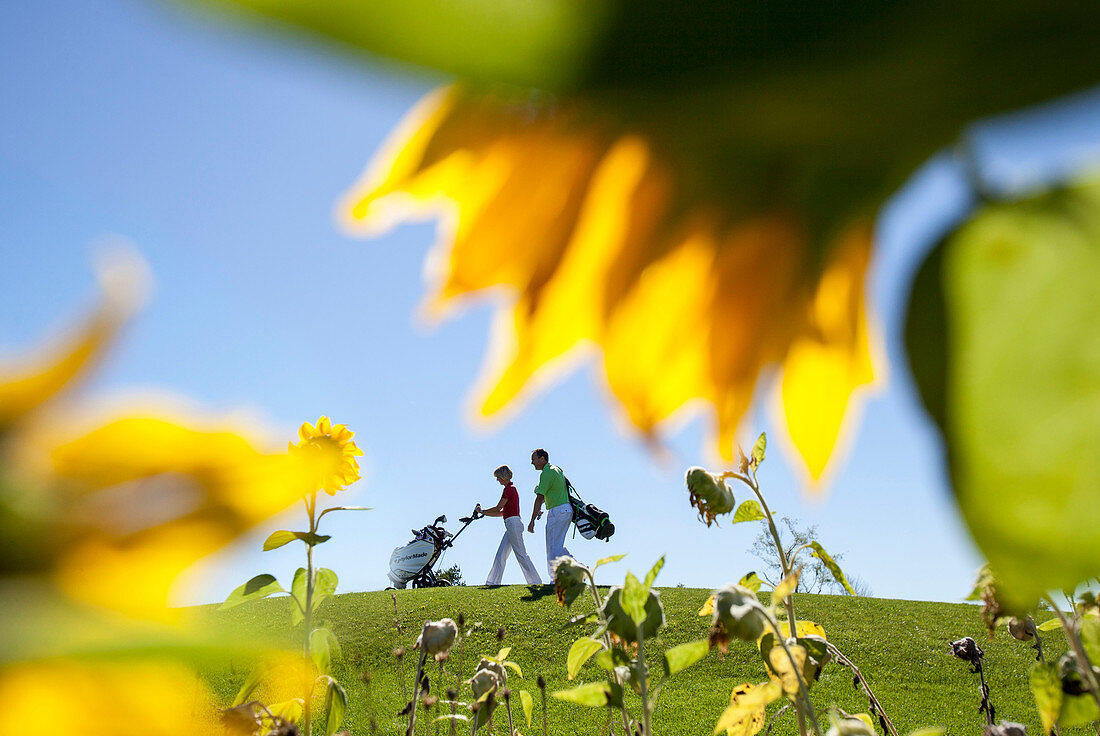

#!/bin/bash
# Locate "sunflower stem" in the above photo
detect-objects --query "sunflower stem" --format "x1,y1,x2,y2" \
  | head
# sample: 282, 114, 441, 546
636, 619, 652, 736
763, 611, 821, 736
585, 569, 631, 736
303, 490, 318, 736
736, 471, 809, 736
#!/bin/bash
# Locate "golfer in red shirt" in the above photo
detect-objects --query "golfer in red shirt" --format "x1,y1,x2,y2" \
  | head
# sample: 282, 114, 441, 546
477, 465, 542, 585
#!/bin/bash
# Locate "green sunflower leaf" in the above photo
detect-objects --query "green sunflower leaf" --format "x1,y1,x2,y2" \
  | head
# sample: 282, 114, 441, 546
907, 177, 1100, 610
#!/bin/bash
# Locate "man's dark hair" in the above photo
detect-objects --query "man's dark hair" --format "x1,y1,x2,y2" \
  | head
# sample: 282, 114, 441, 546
532, 448, 549, 461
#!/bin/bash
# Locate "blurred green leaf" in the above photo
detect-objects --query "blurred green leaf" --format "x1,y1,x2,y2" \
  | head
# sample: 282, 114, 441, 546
594, 647, 631, 672
312, 568, 339, 612
262, 530, 298, 551
311, 626, 341, 674
732, 500, 766, 524
290, 567, 307, 626
552, 681, 612, 707
567, 638, 604, 680
662, 639, 708, 676
907, 178, 1100, 609
233, 661, 267, 706
642, 556, 664, 590
221, 574, 284, 610
316, 505, 372, 523
1035, 617, 1064, 632
1080, 617, 1100, 665
595, 553, 627, 569
622, 573, 647, 625
738, 572, 763, 593
520, 689, 533, 728
324, 679, 348, 736
808, 541, 856, 595
1060, 691, 1100, 729
773, 569, 799, 604
751, 433, 767, 466
262, 530, 331, 550
1030, 662, 1061, 734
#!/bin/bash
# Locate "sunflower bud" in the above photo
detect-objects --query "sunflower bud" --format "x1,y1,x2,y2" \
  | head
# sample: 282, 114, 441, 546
477, 657, 507, 687
985, 722, 1027, 736
1058, 652, 1091, 696
1006, 617, 1034, 642
469, 666, 502, 727
600, 586, 665, 644
708, 584, 767, 652
415, 619, 458, 658
950, 637, 983, 665
685, 467, 735, 526
553, 557, 589, 607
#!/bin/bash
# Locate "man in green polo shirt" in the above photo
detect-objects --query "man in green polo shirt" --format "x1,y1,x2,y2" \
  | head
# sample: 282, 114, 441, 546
526, 448, 573, 578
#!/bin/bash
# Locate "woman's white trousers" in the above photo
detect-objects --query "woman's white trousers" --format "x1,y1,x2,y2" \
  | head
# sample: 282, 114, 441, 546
486, 516, 542, 585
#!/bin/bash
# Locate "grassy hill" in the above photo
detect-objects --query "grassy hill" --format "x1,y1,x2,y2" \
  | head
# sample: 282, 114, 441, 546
198, 585, 1067, 736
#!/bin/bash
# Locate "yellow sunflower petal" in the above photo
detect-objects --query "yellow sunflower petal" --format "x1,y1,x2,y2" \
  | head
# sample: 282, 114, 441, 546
298, 421, 316, 442
603, 228, 714, 433
781, 225, 879, 482
343, 88, 608, 323
476, 135, 671, 417
28, 416, 315, 618
316, 415, 331, 434
0, 250, 146, 430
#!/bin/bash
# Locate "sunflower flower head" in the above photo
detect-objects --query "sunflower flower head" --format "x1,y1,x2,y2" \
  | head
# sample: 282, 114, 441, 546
289, 416, 363, 495
341, 86, 879, 487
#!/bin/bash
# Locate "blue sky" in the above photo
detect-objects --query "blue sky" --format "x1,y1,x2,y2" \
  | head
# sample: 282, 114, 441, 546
3, 0, 1098, 604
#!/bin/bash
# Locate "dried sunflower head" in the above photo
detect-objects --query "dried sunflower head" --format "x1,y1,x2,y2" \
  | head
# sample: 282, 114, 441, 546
685, 467, 735, 526
709, 584, 766, 652
553, 557, 589, 607
985, 721, 1027, 736
476, 657, 507, 687
950, 636, 983, 665
469, 666, 502, 727
1006, 617, 1035, 642
415, 619, 458, 658
601, 586, 665, 645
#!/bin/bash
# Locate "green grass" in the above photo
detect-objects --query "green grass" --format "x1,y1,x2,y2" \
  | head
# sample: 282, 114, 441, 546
197, 586, 1069, 736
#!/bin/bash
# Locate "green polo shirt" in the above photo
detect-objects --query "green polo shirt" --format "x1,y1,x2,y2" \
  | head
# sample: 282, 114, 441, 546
535, 464, 568, 509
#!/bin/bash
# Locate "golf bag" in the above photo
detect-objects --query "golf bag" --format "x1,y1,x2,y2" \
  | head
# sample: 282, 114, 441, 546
565, 478, 615, 541
386, 510, 482, 589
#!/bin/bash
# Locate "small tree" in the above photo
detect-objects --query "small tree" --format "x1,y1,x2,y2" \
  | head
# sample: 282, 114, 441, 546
750, 517, 865, 595
436, 563, 464, 586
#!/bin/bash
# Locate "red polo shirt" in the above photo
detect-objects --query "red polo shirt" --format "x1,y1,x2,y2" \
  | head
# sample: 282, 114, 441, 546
500, 483, 520, 519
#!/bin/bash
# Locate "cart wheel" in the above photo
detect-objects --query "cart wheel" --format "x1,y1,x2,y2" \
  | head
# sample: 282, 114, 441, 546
434, 580, 452, 587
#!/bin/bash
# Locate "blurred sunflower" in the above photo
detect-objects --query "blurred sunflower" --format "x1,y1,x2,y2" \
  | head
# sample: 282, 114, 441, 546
290, 416, 363, 495
187, 0, 1097, 484
1, 251, 345, 735
0, 659, 220, 736
342, 86, 876, 481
